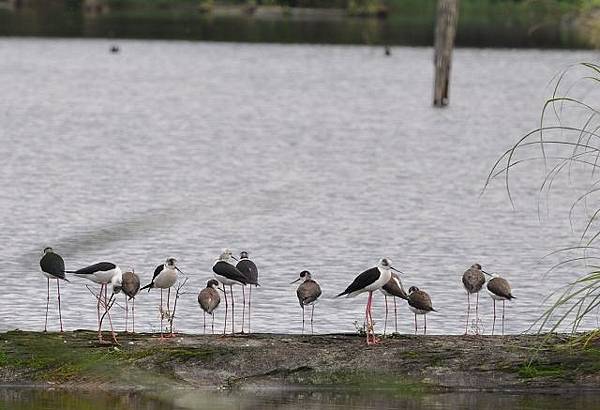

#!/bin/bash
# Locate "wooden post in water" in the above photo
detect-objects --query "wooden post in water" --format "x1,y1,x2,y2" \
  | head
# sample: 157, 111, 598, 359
433, 0, 459, 107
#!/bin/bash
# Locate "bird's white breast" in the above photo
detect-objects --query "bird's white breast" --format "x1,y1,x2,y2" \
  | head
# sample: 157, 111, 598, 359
154, 267, 177, 289
365, 267, 391, 292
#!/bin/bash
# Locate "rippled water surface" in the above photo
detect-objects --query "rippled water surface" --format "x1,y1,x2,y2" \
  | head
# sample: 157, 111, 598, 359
0, 38, 598, 336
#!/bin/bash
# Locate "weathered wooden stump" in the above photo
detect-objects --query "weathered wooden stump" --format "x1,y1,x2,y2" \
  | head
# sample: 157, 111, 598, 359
433, 0, 460, 107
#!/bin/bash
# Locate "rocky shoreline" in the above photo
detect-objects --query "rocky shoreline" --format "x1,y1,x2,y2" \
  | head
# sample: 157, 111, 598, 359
1, 331, 599, 393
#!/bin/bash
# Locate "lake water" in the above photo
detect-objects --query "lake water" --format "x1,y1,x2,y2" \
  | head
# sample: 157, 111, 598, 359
3, 387, 600, 410
0, 38, 598, 336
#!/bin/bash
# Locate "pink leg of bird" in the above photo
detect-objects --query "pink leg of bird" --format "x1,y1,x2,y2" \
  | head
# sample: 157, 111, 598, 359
223, 288, 228, 335
57, 279, 63, 332
160, 289, 164, 339
241, 286, 246, 334
230, 285, 235, 334
97, 284, 104, 341
383, 295, 388, 336
248, 286, 252, 334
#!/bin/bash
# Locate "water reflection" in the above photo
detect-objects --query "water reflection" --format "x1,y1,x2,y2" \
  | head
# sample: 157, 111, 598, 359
2, 388, 600, 410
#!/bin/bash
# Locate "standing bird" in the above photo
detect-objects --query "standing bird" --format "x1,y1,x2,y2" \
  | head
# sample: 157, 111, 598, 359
336, 258, 401, 345
462, 263, 488, 335
121, 268, 140, 333
407, 286, 436, 335
487, 275, 515, 336
236, 251, 259, 333
292, 270, 322, 334
212, 249, 248, 335
380, 272, 408, 335
39, 247, 69, 332
198, 279, 221, 334
141, 257, 182, 338
71, 262, 122, 343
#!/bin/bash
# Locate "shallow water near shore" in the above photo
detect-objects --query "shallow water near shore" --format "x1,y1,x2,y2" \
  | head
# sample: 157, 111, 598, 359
2, 387, 600, 410
0, 38, 599, 336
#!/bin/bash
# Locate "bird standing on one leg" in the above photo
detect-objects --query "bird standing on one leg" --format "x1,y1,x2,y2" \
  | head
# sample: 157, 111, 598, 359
39, 247, 69, 333
380, 272, 408, 335
71, 262, 122, 343
462, 263, 487, 335
236, 251, 259, 334
336, 258, 402, 345
292, 270, 322, 334
198, 279, 221, 334
487, 275, 515, 336
140, 257, 183, 338
407, 286, 436, 335
212, 249, 249, 335
121, 268, 140, 333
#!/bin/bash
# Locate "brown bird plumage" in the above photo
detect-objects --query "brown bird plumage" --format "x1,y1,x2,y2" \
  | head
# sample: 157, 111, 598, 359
293, 271, 321, 334
198, 279, 221, 334
487, 276, 515, 336
462, 263, 487, 335
380, 272, 407, 335
408, 286, 436, 335
487, 277, 514, 300
121, 269, 140, 333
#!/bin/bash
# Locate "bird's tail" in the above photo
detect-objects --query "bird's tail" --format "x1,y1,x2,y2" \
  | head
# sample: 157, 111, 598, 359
335, 290, 348, 298
65, 270, 77, 274
62, 276, 71, 283
140, 283, 153, 292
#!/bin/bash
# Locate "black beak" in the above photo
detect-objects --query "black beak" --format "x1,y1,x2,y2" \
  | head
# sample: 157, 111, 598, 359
291, 277, 302, 284
176, 267, 186, 275
482, 270, 493, 277
231, 255, 239, 261
391, 266, 404, 274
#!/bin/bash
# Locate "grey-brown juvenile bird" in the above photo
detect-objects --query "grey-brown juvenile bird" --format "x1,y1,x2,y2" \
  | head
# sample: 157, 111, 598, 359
407, 286, 436, 335
292, 271, 322, 334
462, 263, 488, 334
121, 269, 140, 333
380, 272, 408, 335
198, 279, 221, 334
487, 276, 515, 336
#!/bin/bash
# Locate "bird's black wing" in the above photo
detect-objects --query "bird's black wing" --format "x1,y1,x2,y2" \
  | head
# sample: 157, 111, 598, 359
213, 261, 248, 285
236, 259, 259, 285
152, 264, 164, 281
40, 252, 66, 279
73, 262, 116, 275
337, 267, 380, 297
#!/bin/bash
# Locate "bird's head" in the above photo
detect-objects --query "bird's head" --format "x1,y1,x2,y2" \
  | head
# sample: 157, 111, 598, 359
219, 248, 237, 263
471, 263, 482, 270
42, 246, 53, 255
378, 258, 403, 274
166, 257, 177, 267
408, 286, 419, 294
240, 251, 249, 260
207, 279, 220, 289
111, 272, 123, 294
291, 270, 311, 284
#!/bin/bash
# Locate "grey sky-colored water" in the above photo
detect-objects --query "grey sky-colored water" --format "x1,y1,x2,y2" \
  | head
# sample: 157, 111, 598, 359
0, 38, 598, 335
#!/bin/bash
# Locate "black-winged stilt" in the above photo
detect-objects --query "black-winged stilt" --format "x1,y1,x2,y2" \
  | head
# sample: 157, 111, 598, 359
487, 275, 515, 336
407, 286, 436, 335
380, 272, 408, 335
140, 257, 182, 338
198, 279, 221, 334
292, 270, 322, 335
212, 249, 249, 334
121, 268, 140, 333
71, 261, 121, 343
235, 250, 259, 333
462, 263, 488, 334
39, 247, 69, 333
336, 258, 401, 345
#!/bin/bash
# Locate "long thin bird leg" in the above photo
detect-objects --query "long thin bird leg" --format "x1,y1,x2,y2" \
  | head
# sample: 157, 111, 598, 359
203, 311, 206, 335
230, 285, 235, 334
311, 305, 315, 335
44, 278, 49, 332
368, 292, 379, 344
364, 293, 370, 343
167, 288, 174, 337
125, 297, 129, 333
366, 291, 377, 345
132, 298, 136, 333
502, 300, 505, 336
160, 289, 164, 339
223, 287, 228, 335
241, 286, 246, 334
97, 284, 104, 341
301, 306, 305, 335
465, 292, 470, 335
394, 297, 398, 334
57, 279, 63, 332
414, 313, 417, 335
105, 294, 118, 344
383, 295, 388, 336
248, 286, 252, 334
475, 292, 480, 334
492, 300, 496, 336
212, 312, 215, 335
424, 314, 427, 335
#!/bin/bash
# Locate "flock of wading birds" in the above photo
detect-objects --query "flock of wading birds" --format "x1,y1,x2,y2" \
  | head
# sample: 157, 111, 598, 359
38, 247, 516, 345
